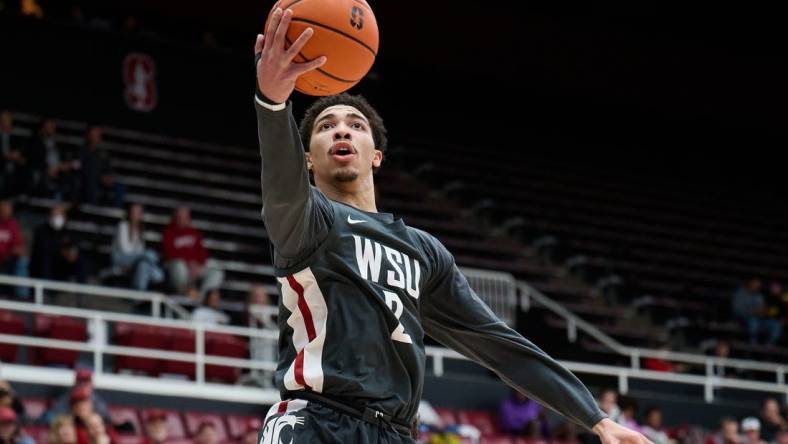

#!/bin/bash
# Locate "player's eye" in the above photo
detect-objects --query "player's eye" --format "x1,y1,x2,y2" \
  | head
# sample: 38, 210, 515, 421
351, 122, 365, 130
319, 122, 333, 131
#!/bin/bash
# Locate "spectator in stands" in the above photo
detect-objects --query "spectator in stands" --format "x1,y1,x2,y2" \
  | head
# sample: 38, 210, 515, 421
598, 388, 621, 421
642, 342, 688, 373
0, 381, 25, 423
709, 417, 742, 444
732, 278, 781, 346
0, 111, 25, 197
0, 407, 34, 444
18, 118, 55, 197
776, 430, 788, 444
85, 413, 117, 444
141, 410, 168, 444
44, 370, 110, 425
641, 407, 669, 444
161, 207, 224, 299
617, 397, 641, 432
49, 415, 77, 444
241, 285, 277, 387
191, 288, 230, 325
498, 390, 548, 437
31, 204, 87, 284
759, 398, 786, 442
766, 281, 788, 331
241, 418, 262, 444
193, 421, 219, 444
0, 198, 29, 298
741, 417, 766, 444
110, 203, 164, 291
77, 126, 125, 208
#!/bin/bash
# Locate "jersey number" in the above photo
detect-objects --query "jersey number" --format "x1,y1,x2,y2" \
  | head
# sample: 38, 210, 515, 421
384, 291, 412, 344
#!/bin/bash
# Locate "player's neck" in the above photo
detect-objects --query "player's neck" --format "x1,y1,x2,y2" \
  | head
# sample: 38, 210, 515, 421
317, 175, 378, 213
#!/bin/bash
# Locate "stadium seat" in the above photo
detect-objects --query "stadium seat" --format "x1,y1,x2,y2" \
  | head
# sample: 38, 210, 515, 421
513, 439, 550, 444
225, 414, 260, 439
433, 407, 458, 427
480, 436, 515, 444
114, 323, 172, 376
140, 408, 186, 439
161, 328, 196, 379
456, 410, 499, 436
183, 411, 229, 441
22, 425, 50, 444
205, 332, 247, 383
0, 310, 25, 363
19, 397, 48, 423
108, 405, 143, 436
32, 314, 87, 367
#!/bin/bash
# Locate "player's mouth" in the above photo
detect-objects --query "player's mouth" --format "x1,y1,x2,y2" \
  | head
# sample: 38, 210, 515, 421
329, 142, 356, 163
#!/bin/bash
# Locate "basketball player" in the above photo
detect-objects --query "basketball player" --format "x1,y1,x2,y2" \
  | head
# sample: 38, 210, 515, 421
254, 8, 653, 444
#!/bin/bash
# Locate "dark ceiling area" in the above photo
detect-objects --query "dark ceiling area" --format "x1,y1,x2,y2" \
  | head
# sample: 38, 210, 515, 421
8, 1, 788, 187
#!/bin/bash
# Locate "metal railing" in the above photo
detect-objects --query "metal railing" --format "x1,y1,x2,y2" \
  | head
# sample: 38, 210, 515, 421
462, 267, 518, 326
3, 272, 787, 403
0, 275, 190, 319
518, 282, 788, 400
0, 299, 278, 386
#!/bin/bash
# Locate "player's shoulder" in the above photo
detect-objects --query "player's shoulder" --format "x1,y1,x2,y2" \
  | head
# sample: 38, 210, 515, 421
404, 226, 452, 261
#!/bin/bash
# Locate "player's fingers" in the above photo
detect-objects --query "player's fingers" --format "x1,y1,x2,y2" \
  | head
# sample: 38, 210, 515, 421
285, 28, 314, 61
254, 34, 264, 55
291, 56, 327, 76
273, 9, 294, 54
263, 8, 283, 50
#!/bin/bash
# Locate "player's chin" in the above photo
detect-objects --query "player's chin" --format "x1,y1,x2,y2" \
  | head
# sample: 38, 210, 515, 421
332, 167, 360, 183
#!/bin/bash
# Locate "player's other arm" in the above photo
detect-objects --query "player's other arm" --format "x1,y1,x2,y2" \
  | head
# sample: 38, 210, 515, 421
420, 239, 652, 444
254, 8, 329, 258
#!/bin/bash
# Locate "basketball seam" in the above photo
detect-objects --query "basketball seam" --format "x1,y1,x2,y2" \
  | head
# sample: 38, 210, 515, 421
286, 36, 361, 84
290, 18, 377, 57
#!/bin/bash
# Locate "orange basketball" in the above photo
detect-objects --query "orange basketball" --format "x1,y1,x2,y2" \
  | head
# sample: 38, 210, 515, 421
265, 0, 379, 96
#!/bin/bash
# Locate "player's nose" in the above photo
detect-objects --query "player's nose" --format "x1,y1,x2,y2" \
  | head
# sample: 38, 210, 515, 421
332, 127, 352, 140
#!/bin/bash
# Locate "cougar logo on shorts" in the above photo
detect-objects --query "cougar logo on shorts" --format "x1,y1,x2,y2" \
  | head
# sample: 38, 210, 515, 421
260, 414, 305, 444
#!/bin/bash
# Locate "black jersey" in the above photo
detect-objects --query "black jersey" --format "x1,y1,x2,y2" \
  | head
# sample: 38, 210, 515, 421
255, 96, 606, 429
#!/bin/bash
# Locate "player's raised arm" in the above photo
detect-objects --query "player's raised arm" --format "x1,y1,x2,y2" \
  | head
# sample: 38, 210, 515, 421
254, 8, 331, 260
420, 238, 653, 444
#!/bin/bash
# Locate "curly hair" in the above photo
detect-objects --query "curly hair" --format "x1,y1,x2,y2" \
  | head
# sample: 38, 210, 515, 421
298, 93, 388, 170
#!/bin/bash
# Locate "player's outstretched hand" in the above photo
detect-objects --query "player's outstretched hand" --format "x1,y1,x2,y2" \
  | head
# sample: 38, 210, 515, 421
593, 418, 654, 444
255, 8, 327, 104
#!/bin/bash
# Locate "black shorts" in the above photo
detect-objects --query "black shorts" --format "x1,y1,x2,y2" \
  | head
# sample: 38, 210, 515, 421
259, 399, 417, 444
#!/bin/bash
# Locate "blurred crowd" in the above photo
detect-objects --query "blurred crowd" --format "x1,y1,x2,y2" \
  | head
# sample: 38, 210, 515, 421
1, 374, 262, 444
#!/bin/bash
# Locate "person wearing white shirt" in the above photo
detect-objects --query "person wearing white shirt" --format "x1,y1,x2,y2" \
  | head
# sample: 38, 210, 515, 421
111, 203, 164, 291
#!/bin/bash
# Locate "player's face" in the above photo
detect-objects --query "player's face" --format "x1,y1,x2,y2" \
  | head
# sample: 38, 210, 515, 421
308, 105, 381, 184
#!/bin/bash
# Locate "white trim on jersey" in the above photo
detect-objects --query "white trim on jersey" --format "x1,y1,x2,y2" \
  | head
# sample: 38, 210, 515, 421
254, 95, 287, 112
263, 399, 309, 422
278, 267, 328, 392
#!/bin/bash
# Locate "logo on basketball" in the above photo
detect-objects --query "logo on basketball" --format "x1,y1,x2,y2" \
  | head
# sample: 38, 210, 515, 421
260, 414, 304, 444
122, 53, 158, 112
350, 6, 364, 30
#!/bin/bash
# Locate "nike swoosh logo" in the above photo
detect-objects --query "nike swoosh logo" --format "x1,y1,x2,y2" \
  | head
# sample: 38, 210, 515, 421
347, 215, 367, 224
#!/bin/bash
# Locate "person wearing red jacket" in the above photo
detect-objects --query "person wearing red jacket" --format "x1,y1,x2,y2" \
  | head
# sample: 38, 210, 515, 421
0, 198, 29, 298
161, 206, 224, 299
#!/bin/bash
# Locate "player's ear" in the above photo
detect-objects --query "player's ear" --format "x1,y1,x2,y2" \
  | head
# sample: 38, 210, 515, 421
305, 153, 313, 170
372, 149, 383, 168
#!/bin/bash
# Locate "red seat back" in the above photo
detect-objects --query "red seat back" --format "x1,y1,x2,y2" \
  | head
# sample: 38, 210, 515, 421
456, 409, 499, 436
205, 333, 247, 384
0, 310, 25, 363
161, 329, 196, 379
183, 412, 229, 441
19, 398, 48, 423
